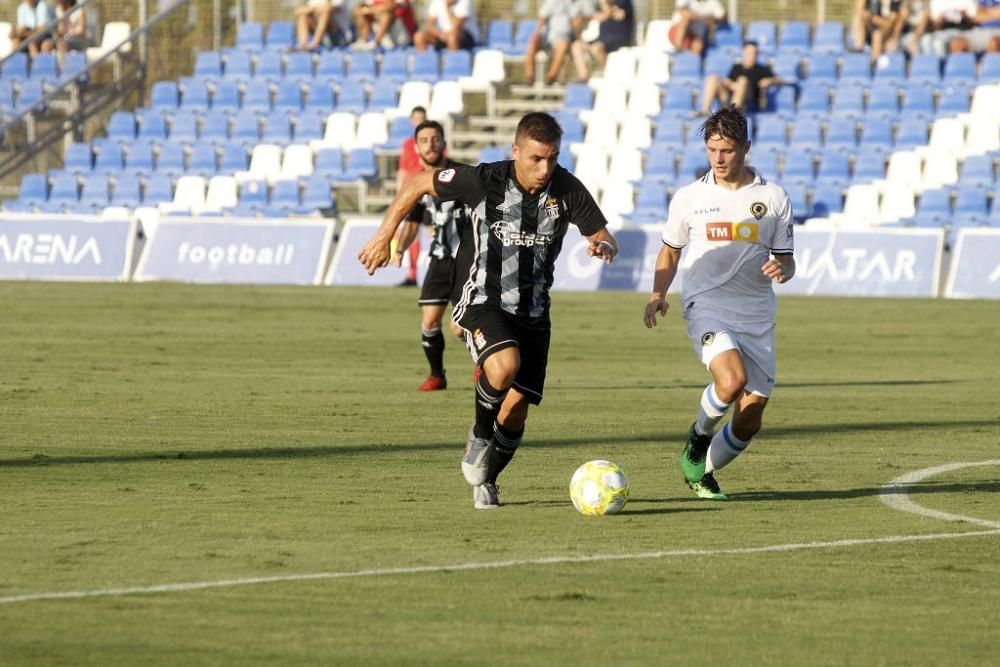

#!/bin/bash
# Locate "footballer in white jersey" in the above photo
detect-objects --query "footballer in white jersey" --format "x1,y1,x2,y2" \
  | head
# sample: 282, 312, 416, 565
643, 106, 795, 502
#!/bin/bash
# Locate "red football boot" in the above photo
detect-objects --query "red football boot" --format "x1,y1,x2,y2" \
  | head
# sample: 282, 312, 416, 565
418, 374, 447, 391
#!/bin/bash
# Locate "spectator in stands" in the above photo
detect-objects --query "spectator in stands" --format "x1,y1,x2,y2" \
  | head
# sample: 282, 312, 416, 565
352, 0, 417, 49
570, 0, 635, 81
851, 0, 907, 62
295, 0, 352, 50
54, 0, 86, 54
11, 0, 56, 56
699, 41, 781, 115
396, 106, 430, 287
667, 0, 726, 56
918, 0, 978, 55
902, 0, 928, 54
413, 0, 479, 51
524, 0, 595, 85
948, 0, 1000, 51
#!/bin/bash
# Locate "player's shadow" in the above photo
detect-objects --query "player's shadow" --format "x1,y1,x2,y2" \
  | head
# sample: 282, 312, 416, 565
731, 479, 1000, 503
503, 498, 720, 516
555, 379, 966, 392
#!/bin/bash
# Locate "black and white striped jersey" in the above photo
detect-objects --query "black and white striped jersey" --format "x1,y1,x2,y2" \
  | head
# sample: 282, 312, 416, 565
406, 159, 471, 261
433, 160, 607, 324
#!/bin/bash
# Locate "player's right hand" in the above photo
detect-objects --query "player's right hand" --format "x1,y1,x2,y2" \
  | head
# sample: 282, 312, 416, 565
643, 295, 669, 328
358, 235, 391, 275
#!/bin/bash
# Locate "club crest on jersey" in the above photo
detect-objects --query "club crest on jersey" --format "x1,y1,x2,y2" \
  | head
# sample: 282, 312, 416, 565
544, 196, 561, 220
438, 168, 456, 183
701, 332, 716, 346
750, 201, 768, 220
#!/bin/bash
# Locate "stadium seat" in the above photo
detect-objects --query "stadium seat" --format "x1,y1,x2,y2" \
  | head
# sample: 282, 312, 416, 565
842, 183, 880, 226
839, 53, 872, 82
396, 81, 432, 116
236, 22, 264, 51
959, 154, 996, 186
563, 83, 593, 113
797, 81, 831, 114
368, 79, 398, 110
169, 110, 199, 143
825, 119, 858, 150
169, 175, 207, 212
512, 19, 534, 55
749, 150, 780, 179
679, 144, 709, 180
411, 51, 440, 83
274, 81, 304, 112
317, 51, 346, 80
894, 118, 929, 149
17, 80, 46, 112
859, 117, 892, 149
151, 141, 184, 177
714, 21, 742, 48
293, 113, 323, 143
306, 81, 335, 110
635, 50, 670, 86
143, 174, 173, 204
627, 82, 662, 117
866, 86, 900, 118
619, 115, 653, 150
644, 149, 678, 185
811, 22, 845, 53
85, 21, 131, 63
943, 52, 976, 81
265, 21, 294, 51
49, 173, 79, 205
60, 51, 88, 84
885, 150, 923, 190
111, 174, 141, 208
852, 146, 888, 182
335, 85, 366, 114
478, 146, 506, 163
94, 143, 124, 174
200, 110, 230, 142
878, 186, 916, 223
874, 53, 905, 84
662, 85, 694, 113
30, 53, 58, 81
243, 144, 283, 183
0, 80, 14, 110
745, 21, 777, 49
805, 52, 837, 82
210, 80, 240, 111
255, 51, 283, 81
782, 150, 815, 182
980, 53, 1000, 81
123, 142, 155, 175
239, 179, 269, 208
928, 117, 966, 159
300, 175, 335, 212
136, 111, 167, 141
817, 149, 850, 186
789, 117, 823, 150
1, 52, 28, 80
64, 143, 93, 174
223, 52, 253, 81
269, 179, 301, 210
599, 180, 635, 224
318, 112, 356, 150
285, 52, 314, 81
313, 148, 344, 178
669, 52, 702, 86
608, 145, 644, 184
917, 188, 951, 216
219, 143, 249, 172
441, 50, 472, 79
954, 186, 988, 217
778, 21, 810, 50
150, 81, 179, 109
785, 182, 809, 221
485, 19, 513, 53
262, 111, 292, 145
17, 173, 48, 205
339, 148, 377, 181
936, 82, 971, 115
347, 52, 378, 82
355, 111, 389, 148
570, 145, 608, 196
242, 83, 272, 111
181, 81, 211, 110
232, 110, 262, 144
203, 175, 239, 212
557, 112, 584, 144
630, 182, 669, 224
187, 143, 218, 176
755, 115, 788, 147
772, 53, 802, 82
79, 174, 110, 207
582, 113, 619, 154
194, 52, 223, 80
908, 54, 940, 84
831, 84, 865, 117
280, 144, 313, 180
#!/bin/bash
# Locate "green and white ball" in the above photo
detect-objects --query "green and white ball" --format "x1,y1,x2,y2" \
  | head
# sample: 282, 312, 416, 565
569, 460, 630, 516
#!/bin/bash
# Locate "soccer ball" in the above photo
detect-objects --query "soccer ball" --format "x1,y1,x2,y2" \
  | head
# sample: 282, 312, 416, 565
569, 460, 630, 516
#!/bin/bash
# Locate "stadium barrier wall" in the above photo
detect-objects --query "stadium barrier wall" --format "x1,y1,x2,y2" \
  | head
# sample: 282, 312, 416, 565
326, 218, 428, 286
0, 215, 137, 281
944, 228, 1000, 300
133, 217, 334, 285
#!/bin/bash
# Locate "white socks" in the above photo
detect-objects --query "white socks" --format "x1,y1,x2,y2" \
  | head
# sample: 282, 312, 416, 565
706, 422, 751, 473
695, 383, 731, 436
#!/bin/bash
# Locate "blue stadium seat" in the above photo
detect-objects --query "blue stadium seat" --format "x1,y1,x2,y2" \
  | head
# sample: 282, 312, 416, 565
313, 148, 344, 178
150, 81, 179, 109
644, 149, 677, 185
265, 21, 294, 51
285, 52, 314, 81
772, 53, 802, 82
347, 52, 377, 81
187, 143, 218, 176
839, 53, 872, 82
805, 52, 838, 82
662, 85, 694, 113
143, 174, 173, 204
782, 150, 815, 182
831, 83, 865, 117
387, 115, 411, 146
232, 111, 261, 144
918, 189, 951, 216
809, 184, 843, 217
378, 49, 408, 81
18, 173, 48, 204
169, 110, 199, 143
874, 53, 906, 84
557, 113, 584, 144
630, 182, 669, 224
562, 83, 593, 113
30, 53, 58, 81
937, 82, 971, 114
293, 113, 323, 142
367, 79, 398, 111
749, 150, 780, 179
944, 52, 976, 81
123, 142, 155, 175
784, 182, 809, 221
859, 117, 893, 149
754, 115, 788, 147
512, 19, 534, 55
262, 111, 292, 144
111, 174, 142, 207
679, 144, 709, 180
779, 21, 810, 49
894, 117, 929, 149
300, 175, 335, 212
306, 81, 335, 110
155, 141, 186, 176
653, 117, 687, 146
317, 51, 346, 80
64, 143, 93, 174
270, 179, 300, 209
900, 83, 935, 119
811, 22, 845, 53
79, 174, 110, 207
223, 52, 253, 82
181, 81, 211, 110
274, 81, 303, 111
94, 143, 125, 175
209, 80, 239, 111
557, 150, 575, 172
704, 51, 735, 79
479, 146, 506, 163
714, 22, 742, 48
789, 117, 823, 150
137, 112, 168, 141
766, 85, 796, 113
60, 51, 88, 84
255, 51, 283, 80
980, 53, 1000, 81
817, 149, 850, 186
194, 52, 223, 79
242, 83, 272, 111
954, 186, 988, 216
219, 144, 249, 172
866, 86, 900, 118
2, 53, 29, 81
340, 148, 377, 180
486, 19, 514, 53
745, 21, 777, 49
670, 52, 702, 85
16, 80, 46, 112
442, 50, 472, 79
411, 51, 441, 83
335, 85, 365, 113
824, 119, 857, 150
49, 173, 79, 204
797, 81, 831, 114
959, 154, 995, 186
908, 54, 940, 84
200, 110, 230, 142
236, 22, 264, 51
0, 80, 15, 110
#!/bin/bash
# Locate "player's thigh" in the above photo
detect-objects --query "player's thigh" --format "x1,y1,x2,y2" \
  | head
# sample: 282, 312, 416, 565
734, 328, 776, 397
456, 306, 520, 368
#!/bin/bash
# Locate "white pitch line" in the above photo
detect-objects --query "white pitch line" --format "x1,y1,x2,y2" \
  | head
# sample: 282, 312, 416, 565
879, 460, 1000, 529
2, 528, 999, 606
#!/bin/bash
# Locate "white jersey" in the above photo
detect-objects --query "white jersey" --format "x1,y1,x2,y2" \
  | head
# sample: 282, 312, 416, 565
663, 168, 794, 329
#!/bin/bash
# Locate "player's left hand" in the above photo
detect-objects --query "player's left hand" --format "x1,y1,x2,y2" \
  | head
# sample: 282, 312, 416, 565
358, 236, 392, 275
587, 239, 617, 264
762, 259, 789, 283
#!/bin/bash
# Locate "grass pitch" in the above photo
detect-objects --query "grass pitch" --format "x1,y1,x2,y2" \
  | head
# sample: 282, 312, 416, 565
1, 283, 998, 666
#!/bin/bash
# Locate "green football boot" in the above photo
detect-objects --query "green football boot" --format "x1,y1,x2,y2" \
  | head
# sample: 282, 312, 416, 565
687, 471, 729, 501
680, 422, 711, 483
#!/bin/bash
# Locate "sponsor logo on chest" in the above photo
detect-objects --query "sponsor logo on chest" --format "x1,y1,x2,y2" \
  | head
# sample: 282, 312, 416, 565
705, 221, 760, 243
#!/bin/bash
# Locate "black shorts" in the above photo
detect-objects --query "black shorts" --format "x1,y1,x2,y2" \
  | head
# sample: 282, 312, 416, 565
454, 305, 551, 405
418, 257, 455, 306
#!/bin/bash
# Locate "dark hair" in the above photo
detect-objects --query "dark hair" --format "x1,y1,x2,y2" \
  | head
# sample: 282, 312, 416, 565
410, 106, 427, 116
742, 40, 758, 49
413, 119, 445, 141
699, 106, 749, 147
514, 112, 563, 145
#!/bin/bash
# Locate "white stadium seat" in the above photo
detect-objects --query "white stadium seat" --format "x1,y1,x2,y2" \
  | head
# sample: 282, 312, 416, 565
86, 22, 132, 62
280, 144, 315, 179
313, 112, 357, 151
354, 112, 388, 148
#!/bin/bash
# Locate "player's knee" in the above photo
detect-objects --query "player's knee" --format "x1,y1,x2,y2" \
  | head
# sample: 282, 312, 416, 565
715, 374, 746, 403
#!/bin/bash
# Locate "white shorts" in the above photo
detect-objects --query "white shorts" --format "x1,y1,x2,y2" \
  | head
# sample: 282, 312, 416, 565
686, 315, 776, 397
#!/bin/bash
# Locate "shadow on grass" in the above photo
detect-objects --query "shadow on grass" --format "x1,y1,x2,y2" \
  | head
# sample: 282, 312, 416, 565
732, 479, 1000, 503
2, 418, 997, 469
503, 498, 721, 516
554, 379, 967, 392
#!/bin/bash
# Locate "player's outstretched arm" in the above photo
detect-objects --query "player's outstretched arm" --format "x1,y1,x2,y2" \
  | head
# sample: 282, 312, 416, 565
358, 170, 438, 275
762, 253, 795, 284
585, 228, 619, 264
644, 244, 682, 329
